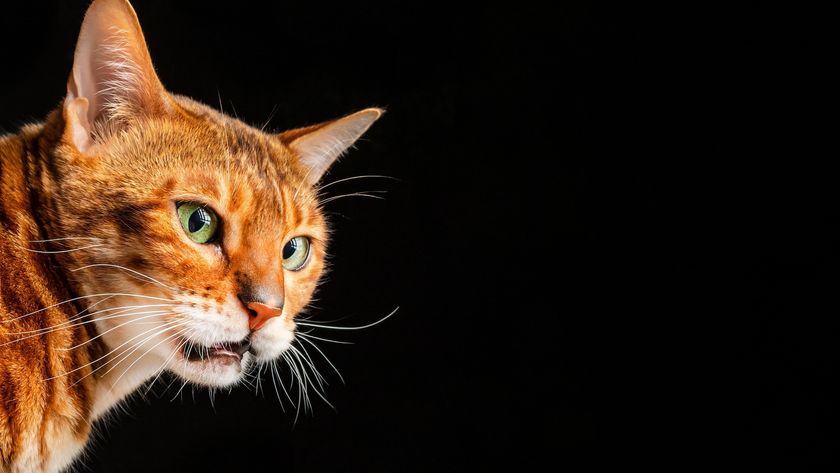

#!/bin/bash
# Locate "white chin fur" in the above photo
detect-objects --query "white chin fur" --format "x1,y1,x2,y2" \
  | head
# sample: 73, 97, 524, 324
95, 299, 296, 389
163, 317, 296, 387
166, 351, 251, 388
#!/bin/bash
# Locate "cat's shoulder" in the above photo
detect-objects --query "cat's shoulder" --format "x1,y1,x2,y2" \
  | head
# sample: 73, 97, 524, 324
0, 133, 20, 153
0, 133, 25, 166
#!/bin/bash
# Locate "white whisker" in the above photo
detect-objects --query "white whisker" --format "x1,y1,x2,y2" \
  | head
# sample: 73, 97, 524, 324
1, 309, 171, 346
59, 309, 176, 351
296, 334, 345, 384
20, 244, 104, 254
318, 174, 397, 191
29, 237, 102, 243
2, 293, 176, 323
106, 327, 189, 389
319, 192, 387, 205
296, 306, 399, 331
45, 319, 181, 382
71, 264, 177, 291
297, 331, 353, 345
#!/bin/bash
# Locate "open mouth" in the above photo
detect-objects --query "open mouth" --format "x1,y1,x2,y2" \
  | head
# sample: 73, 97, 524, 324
181, 338, 250, 363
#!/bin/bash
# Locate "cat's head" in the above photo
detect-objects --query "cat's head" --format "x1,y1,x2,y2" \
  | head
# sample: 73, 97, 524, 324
48, 0, 381, 388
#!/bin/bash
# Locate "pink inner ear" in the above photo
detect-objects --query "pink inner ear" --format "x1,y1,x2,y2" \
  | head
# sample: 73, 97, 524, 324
289, 108, 384, 185
64, 97, 94, 152
65, 0, 168, 134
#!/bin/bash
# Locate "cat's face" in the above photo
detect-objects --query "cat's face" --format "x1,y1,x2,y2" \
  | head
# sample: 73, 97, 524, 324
50, 0, 380, 388
59, 103, 328, 386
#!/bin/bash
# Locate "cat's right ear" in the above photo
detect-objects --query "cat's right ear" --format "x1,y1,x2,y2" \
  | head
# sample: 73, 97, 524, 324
63, 0, 171, 153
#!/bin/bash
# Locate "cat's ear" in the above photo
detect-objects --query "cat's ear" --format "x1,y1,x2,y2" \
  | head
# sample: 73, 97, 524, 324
279, 108, 384, 185
63, 0, 170, 152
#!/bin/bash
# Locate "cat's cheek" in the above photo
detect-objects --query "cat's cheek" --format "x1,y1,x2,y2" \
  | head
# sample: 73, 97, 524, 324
249, 317, 296, 362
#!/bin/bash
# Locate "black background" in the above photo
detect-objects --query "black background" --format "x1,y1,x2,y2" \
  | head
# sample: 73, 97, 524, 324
1, 1, 835, 471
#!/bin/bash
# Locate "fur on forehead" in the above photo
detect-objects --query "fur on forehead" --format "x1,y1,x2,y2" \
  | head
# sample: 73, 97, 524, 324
96, 96, 308, 180
83, 96, 316, 198
57, 94, 326, 241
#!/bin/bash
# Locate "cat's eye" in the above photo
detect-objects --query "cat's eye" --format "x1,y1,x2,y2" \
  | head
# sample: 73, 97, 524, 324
176, 203, 219, 244
282, 236, 311, 271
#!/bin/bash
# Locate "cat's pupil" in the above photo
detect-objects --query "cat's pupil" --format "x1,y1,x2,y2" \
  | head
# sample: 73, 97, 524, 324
188, 208, 210, 233
283, 240, 297, 259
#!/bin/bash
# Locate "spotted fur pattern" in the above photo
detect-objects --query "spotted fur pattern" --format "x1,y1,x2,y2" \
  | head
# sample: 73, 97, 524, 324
0, 1, 381, 471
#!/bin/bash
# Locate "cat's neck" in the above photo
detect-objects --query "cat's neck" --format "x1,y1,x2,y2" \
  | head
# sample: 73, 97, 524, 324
91, 357, 164, 419
14, 116, 164, 421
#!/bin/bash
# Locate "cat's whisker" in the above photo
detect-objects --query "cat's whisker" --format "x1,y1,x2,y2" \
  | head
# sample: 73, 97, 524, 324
292, 354, 312, 416
269, 359, 294, 410
69, 319, 183, 380
295, 340, 332, 388
105, 326, 190, 389
297, 345, 334, 398
71, 264, 177, 291
2, 308, 172, 344
2, 292, 176, 323
319, 191, 387, 205
161, 370, 181, 395
297, 330, 353, 345
282, 352, 305, 423
170, 374, 191, 402
145, 336, 188, 395
238, 374, 256, 390
252, 364, 261, 397
296, 334, 345, 384
296, 306, 400, 331
84, 303, 179, 318
254, 362, 266, 398
45, 318, 181, 381
289, 346, 333, 410
59, 309, 177, 351
289, 344, 327, 390
28, 237, 102, 243
1, 302, 175, 339
68, 294, 117, 320
317, 174, 397, 191
20, 244, 105, 254
11, 302, 177, 337
91, 325, 186, 389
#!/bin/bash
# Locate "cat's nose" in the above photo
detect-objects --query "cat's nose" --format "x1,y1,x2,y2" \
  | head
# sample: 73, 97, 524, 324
244, 301, 284, 331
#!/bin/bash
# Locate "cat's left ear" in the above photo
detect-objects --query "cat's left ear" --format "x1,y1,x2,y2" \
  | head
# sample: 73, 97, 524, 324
279, 108, 384, 185
63, 0, 172, 152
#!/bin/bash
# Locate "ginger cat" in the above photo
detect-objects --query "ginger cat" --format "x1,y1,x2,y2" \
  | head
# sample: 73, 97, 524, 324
0, 0, 382, 471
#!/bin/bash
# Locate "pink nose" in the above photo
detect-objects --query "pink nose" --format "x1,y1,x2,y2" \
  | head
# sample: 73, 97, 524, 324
247, 302, 283, 330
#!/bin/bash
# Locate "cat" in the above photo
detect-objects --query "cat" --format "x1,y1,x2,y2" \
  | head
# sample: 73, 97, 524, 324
0, 0, 382, 471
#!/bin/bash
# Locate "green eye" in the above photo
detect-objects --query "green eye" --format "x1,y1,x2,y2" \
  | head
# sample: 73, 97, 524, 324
177, 203, 219, 244
282, 236, 311, 271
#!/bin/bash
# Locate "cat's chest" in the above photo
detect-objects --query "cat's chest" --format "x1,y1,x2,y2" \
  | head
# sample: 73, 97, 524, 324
43, 428, 87, 473
8, 416, 88, 473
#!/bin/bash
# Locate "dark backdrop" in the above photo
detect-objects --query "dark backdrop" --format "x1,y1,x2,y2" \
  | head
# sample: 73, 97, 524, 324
1, 1, 834, 471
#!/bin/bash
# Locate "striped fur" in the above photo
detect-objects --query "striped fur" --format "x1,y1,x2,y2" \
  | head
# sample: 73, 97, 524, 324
0, 1, 381, 471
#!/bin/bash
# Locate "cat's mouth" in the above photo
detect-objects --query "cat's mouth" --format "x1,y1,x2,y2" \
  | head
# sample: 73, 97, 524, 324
179, 338, 250, 364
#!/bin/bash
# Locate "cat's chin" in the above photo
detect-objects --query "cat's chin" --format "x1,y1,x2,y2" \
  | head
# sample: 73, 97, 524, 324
165, 337, 251, 388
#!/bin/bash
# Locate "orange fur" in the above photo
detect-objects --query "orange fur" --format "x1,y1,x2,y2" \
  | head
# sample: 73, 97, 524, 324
0, 1, 381, 471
